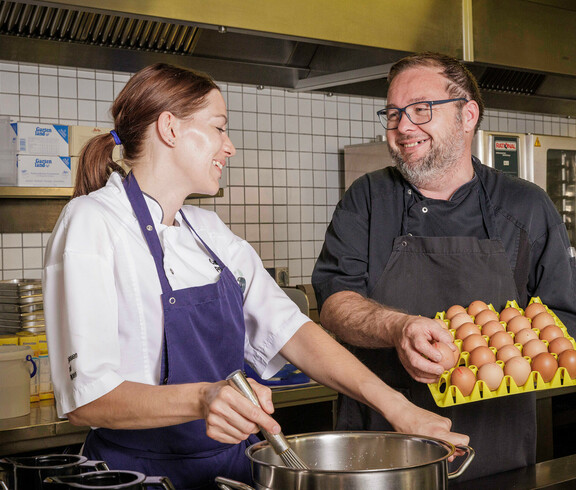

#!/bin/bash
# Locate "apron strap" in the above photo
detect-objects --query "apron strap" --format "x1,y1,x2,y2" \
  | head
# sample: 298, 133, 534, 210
122, 172, 173, 295
179, 211, 226, 270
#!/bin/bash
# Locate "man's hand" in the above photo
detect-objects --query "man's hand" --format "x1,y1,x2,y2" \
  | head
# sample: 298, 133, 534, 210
393, 316, 458, 383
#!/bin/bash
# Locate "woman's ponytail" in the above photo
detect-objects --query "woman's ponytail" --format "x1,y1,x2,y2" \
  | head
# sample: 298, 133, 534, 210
73, 132, 127, 198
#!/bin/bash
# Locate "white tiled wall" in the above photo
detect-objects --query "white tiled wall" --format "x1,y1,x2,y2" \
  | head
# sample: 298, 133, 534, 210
1, 60, 575, 284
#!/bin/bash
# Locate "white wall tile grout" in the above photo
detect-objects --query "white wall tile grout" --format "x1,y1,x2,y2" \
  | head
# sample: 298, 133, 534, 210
1, 59, 576, 284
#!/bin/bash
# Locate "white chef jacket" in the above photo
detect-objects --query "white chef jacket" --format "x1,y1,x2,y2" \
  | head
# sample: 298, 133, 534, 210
43, 172, 308, 418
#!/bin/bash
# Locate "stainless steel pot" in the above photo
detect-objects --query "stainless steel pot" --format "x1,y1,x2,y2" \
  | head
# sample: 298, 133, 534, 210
216, 431, 474, 490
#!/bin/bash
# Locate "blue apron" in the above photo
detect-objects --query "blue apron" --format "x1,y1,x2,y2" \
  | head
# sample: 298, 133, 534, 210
83, 173, 257, 489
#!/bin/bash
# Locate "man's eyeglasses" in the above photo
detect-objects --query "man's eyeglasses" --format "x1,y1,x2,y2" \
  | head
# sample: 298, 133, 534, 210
377, 98, 468, 130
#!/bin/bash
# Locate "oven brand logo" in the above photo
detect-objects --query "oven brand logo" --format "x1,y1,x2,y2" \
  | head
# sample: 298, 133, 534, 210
35, 127, 52, 136
495, 141, 517, 151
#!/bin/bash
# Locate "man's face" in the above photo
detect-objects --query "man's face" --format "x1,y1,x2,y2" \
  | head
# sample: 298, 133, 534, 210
385, 66, 467, 188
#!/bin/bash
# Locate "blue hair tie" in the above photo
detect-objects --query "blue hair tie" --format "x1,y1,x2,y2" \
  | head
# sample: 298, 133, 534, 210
110, 130, 122, 145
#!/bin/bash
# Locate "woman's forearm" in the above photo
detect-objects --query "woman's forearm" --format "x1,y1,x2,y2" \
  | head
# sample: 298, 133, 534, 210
66, 381, 211, 429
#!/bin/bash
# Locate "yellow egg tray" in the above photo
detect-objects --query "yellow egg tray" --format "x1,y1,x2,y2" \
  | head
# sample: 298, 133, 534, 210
428, 297, 576, 407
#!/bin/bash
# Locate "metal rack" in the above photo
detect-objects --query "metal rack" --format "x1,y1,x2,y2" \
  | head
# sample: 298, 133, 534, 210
546, 150, 576, 245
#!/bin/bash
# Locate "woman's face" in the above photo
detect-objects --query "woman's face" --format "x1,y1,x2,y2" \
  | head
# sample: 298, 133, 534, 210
174, 89, 235, 196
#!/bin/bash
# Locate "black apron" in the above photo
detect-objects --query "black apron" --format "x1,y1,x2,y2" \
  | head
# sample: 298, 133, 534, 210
336, 173, 536, 481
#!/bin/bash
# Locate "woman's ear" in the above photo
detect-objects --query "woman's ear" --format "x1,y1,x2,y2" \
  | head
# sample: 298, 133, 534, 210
462, 100, 480, 133
157, 111, 177, 147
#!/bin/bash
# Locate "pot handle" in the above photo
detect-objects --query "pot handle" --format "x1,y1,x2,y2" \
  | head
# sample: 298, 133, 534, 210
214, 476, 255, 490
142, 475, 177, 489
447, 444, 476, 479
79, 460, 110, 472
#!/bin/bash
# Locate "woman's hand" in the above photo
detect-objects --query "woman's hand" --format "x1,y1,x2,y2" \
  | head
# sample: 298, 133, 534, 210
201, 378, 281, 444
386, 390, 469, 460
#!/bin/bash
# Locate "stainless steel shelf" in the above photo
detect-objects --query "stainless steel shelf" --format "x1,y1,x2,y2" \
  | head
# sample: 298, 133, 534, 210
0, 187, 73, 198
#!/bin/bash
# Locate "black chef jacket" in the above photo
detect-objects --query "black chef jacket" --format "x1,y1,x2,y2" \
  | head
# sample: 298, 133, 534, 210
312, 157, 576, 335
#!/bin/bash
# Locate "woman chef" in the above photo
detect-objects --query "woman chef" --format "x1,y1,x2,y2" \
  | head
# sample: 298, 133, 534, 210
43, 63, 468, 490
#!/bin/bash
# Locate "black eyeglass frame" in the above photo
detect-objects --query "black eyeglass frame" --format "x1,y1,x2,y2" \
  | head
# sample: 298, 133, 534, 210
377, 98, 468, 130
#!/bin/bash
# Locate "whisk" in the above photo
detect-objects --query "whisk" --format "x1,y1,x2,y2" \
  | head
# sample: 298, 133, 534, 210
226, 369, 309, 470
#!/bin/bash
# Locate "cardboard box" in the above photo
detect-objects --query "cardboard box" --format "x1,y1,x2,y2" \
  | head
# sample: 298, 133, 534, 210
0, 334, 19, 346
69, 125, 119, 157
11, 122, 69, 155
17, 155, 72, 187
0, 152, 17, 185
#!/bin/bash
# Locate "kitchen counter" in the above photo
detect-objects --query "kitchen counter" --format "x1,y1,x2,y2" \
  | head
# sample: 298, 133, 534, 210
450, 453, 576, 489
0, 399, 87, 456
0, 383, 338, 457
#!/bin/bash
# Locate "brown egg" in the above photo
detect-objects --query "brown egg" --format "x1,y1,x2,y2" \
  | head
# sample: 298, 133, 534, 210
506, 315, 532, 334
531, 352, 558, 382
524, 302, 547, 319
548, 337, 574, 356
558, 350, 576, 378
514, 328, 539, 346
474, 309, 499, 326
497, 344, 522, 363
455, 322, 481, 340
539, 325, 565, 343
450, 366, 477, 397
432, 341, 458, 371
523, 339, 549, 358
477, 362, 504, 390
450, 312, 474, 329
467, 300, 489, 317
481, 320, 505, 338
489, 331, 514, 349
499, 307, 522, 323
531, 312, 556, 331
462, 334, 488, 353
469, 346, 496, 368
446, 305, 467, 320
504, 356, 532, 386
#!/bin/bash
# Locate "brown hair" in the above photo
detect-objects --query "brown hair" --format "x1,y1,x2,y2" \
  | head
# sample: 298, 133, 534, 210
388, 52, 484, 132
73, 63, 220, 197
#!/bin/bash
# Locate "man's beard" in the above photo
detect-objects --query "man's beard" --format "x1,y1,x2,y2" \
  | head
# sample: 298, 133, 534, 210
388, 117, 466, 189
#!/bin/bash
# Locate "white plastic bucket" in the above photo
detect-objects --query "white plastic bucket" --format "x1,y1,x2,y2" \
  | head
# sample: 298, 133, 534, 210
0, 345, 36, 419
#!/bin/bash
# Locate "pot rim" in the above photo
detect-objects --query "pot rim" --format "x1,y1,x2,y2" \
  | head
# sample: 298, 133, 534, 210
4, 454, 87, 470
246, 431, 456, 474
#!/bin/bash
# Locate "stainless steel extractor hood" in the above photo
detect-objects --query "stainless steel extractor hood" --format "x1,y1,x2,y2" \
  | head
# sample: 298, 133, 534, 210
1, 0, 575, 116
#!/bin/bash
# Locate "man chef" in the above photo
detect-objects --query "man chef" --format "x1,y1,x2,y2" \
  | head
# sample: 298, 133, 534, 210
312, 52, 576, 481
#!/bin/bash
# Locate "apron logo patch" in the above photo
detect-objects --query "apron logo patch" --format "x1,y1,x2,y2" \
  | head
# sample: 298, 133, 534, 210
233, 269, 246, 293
68, 352, 78, 380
